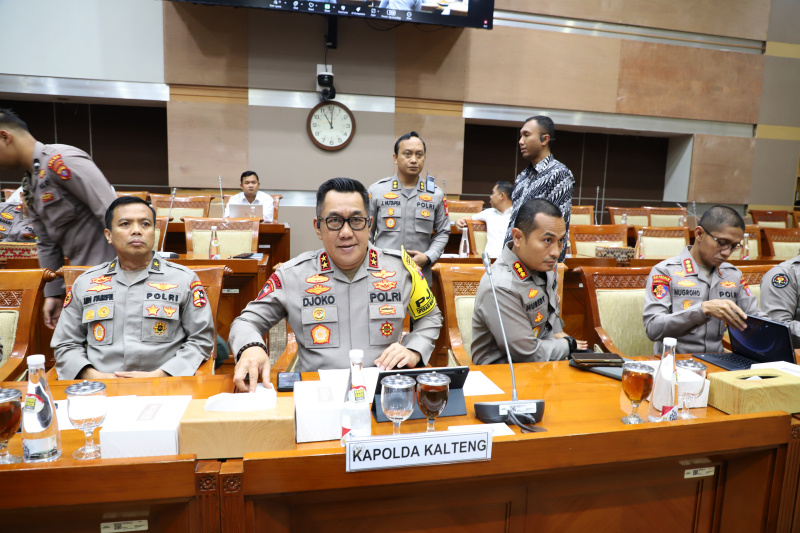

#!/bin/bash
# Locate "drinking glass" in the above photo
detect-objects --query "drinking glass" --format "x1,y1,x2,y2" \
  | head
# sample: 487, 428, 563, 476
0, 388, 22, 464
676, 360, 707, 420
65, 381, 108, 460
416, 372, 450, 433
380, 375, 416, 435
621, 362, 655, 425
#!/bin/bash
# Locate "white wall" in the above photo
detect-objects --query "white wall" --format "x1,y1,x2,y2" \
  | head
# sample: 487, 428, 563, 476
0, 0, 164, 83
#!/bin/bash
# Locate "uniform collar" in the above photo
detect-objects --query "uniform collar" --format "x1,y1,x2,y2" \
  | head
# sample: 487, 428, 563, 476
500, 242, 547, 285
532, 154, 554, 174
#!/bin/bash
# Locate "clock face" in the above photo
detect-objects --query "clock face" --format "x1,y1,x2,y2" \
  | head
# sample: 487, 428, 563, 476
307, 101, 356, 151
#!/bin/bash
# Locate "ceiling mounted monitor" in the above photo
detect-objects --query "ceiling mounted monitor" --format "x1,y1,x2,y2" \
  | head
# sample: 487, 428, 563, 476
172, 0, 494, 30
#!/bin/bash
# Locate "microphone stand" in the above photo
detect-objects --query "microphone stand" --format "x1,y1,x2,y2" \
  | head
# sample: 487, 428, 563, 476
158, 187, 179, 259
218, 176, 226, 219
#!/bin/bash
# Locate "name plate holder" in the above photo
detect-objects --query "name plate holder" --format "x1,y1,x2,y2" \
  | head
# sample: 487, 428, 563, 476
371, 366, 470, 423
345, 429, 493, 472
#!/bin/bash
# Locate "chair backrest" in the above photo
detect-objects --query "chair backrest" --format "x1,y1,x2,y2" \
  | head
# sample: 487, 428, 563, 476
153, 216, 168, 252
0, 269, 54, 381
569, 224, 628, 257
150, 194, 213, 219
466, 219, 488, 256
432, 263, 486, 366
729, 225, 762, 259
607, 207, 648, 226
640, 227, 691, 259
0, 242, 38, 260
793, 212, 800, 229
750, 209, 789, 229
579, 266, 653, 357
223, 193, 281, 221
737, 264, 774, 307
116, 191, 149, 201
571, 205, 594, 225
557, 263, 565, 308
762, 228, 800, 259
643, 206, 686, 227
447, 200, 484, 223
183, 217, 260, 257
2, 188, 17, 202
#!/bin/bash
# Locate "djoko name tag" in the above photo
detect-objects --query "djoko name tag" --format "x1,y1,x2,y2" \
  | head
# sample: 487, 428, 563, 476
345, 429, 492, 472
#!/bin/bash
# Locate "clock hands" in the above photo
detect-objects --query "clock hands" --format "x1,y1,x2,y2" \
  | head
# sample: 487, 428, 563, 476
321, 108, 334, 129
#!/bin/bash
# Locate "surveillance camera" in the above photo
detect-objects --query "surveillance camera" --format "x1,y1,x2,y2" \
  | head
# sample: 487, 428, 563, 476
317, 72, 334, 88
321, 86, 336, 100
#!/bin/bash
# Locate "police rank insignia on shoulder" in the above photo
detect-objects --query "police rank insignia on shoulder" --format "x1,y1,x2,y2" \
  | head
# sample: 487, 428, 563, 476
419, 181, 425, 191
319, 252, 332, 272
683, 258, 695, 274
773, 273, 789, 288
512, 261, 529, 280
48, 154, 71, 180
151, 259, 160, 271
392, 179, 399, 190
369, 249, 379, 268
651, 274, 671, 300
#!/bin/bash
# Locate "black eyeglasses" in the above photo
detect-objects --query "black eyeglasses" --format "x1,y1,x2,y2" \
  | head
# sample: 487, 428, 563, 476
701, 226, 742, 252
319, 216, 369, 231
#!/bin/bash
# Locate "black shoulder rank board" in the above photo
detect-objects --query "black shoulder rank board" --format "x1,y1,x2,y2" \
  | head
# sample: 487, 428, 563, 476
108, 259, 117, 272
369, 248, 379, 269
426, 175, 435, 193
319, 252, 332, 272
151, 257, 161, 271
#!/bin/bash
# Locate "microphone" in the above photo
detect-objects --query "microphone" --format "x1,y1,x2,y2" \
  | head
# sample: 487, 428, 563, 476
218, 176, 226, 219
594, 186, 600, 224
473, 252, 545, 426
158, 187, 179, 259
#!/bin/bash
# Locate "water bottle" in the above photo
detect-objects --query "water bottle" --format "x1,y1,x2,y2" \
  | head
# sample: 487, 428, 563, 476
648, 338, 679, 422
249, 205, 257, 219
209, 225, 221, 260
620, 213, 627, 225
458, 226, 470, 258
741, 233, 750, 260
678, 214, 686, 227
341, 350, 371, 443
22, 354, 61, 462
634, 229, 644, 259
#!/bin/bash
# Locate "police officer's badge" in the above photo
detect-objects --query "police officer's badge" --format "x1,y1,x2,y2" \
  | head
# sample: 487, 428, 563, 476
773, 273, 789, 288
380, 322, 394, 337
651, 274, 671, 300
153, 322, 168, 335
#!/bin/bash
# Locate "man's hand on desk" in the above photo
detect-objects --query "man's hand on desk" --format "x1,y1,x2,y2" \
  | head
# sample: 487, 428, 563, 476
79, 367, 117, 379
375, 343, 420, 370
701, 299, 747, 331
234, 346, 273, 393
115, 369, 169, 379
554, 332, 588, 351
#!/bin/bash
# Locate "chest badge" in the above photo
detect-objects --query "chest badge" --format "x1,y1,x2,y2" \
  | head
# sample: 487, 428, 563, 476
534, 311, 544, 324
385, 218, 396, 229
86, 284, 112, 293
306, 284, 331, 295
98, 306, 110, 318
310, 324, 331, 345
153, 322, 168, 336
312, 308, 326, 321
420, 210, 430, 218
91, 275, 112, 284
371, 269, 396, 279
387, 208, 395, 216
163, 306, 177, 318
532, 326, 540, 338
384, 192, 399, 199
85, 309, 95, 321
146, 304, 159, 316
677, 280, 695, 287
720, 281, 736, 288
379, 305, 396, 315
373, 280, 397, 291
306, 274, 330, 284
92, 323, 105, 342
41, 192, 55, 203
380, 321, 394, 337
683, 300, 692, 309
148, 282, 178, 291
419, 194, 432, 201
0, 213, 12, 221
528, 289, 538, 299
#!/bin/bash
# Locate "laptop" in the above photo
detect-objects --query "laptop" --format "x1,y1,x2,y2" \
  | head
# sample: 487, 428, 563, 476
228, 203, 264, 219
693, 314, 795, 371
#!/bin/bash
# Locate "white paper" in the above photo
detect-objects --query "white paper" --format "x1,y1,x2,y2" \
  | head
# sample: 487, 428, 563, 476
448, 423, 514, 437
205, 384, 276, 412
462, 370, 504, 397
100, 396, 192, 459
751, 361, 800, 378
318, 367, 380, 403
55, 395, 136, 431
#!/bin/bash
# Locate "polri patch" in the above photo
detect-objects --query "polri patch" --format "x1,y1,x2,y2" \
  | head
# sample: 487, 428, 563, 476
192, 288, 207, 307
93, 323, 105, 342
311, 324, 331, 345
380, 321, 394, 337
773, 273, 789, 288
48, 154, 71, 180
63, 289, 72, 308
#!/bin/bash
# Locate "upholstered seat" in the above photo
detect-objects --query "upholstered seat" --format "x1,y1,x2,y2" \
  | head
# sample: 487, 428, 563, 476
447, 200, 484, 224
750, 210, 789, 229
607, 207, 648, 226
640, 227, 691, 259
466, 220, 487, 256
570, 206, 594, 225
643, 206, 687, 227
183, 217, 260, 257
569, 225, 628, 258
150, 194, 213, 220
763, 228, 800, 259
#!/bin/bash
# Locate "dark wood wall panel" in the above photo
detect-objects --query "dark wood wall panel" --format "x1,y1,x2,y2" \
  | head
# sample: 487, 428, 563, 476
395, 25, 468, 102
689, 135, 756, 204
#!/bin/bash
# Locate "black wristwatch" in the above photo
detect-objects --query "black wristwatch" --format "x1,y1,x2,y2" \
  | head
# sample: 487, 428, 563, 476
564, 336, 578, 353
425, 257, 432, 266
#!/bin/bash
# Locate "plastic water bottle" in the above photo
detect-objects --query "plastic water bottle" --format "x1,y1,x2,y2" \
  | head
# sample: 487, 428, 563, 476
458, 226, 470, 258
648, 338, 679, 422
678, 214, 686, 227
22, 354, 61, 462
209, 225, 221, 260
341, 350, 371, 443
634, 229, 645, 259
620, 213, 628, 225
741, 233, 750, 260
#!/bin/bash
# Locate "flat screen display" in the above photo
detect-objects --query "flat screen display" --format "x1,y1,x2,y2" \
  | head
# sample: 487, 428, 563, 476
172, 0, 494, 30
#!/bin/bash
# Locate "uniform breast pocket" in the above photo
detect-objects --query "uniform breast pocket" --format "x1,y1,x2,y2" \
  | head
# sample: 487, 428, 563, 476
83, 303, 114, 346
368, 304, 402, 346
142, 300, 181, 343
301, 306, 339, 349
39, 188, 75, 222
414, 208, 434, 234
381, 206, 401, 232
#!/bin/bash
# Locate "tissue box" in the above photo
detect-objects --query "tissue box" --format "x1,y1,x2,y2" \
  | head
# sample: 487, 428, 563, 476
294, 380, 345, 443
708, 369, 800, 415
100, 396, 192, 459
179, 397, 295, 459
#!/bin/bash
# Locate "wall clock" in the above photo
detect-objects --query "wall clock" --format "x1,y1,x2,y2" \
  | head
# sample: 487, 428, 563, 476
307, 100, 356, 151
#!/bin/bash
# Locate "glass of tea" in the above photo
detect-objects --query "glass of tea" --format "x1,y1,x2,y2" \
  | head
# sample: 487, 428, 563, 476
65, 381, 108, 460
0, 388, 22, 464
621, 362, 655, 425
416, 372, 450, 433
676, 359, 707, 420
380, 375, 416, 435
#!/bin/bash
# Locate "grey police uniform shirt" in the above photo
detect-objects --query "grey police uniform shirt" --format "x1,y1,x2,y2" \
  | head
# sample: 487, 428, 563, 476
643, 246, 762, 355
761, 256, 800, 348
229, 246, 443, 372
0, 202, 35, 243
368, 174, 450, 284
471, 243, 569, 365
52, 253, 215, 380
24, 142, 117, 298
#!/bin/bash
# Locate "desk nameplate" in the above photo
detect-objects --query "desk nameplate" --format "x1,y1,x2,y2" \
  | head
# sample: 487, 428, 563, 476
345, 429, 492, 472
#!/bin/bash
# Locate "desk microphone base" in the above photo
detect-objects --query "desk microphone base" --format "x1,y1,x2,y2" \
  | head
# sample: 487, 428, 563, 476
474, 400, 545, 424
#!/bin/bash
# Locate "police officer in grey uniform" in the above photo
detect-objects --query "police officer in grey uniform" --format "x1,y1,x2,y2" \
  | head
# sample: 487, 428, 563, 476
52, 197, 214, 380
644, 205, 762, 355
761, 255, 800, 348
0, 108, 116, 329
230, 178, 442, 392
0, 201, 35, 243
472, 199, 586, 364
368, 132, 450, 284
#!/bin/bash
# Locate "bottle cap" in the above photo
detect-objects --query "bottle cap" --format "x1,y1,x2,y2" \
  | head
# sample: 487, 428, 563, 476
664, 337, 677, 347
211, 225, 218, 231
349, 349, 364, 363
27, 354, 45, 367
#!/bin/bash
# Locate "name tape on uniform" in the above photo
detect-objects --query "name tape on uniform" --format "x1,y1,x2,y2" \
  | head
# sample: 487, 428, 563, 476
345, 429, 492, 472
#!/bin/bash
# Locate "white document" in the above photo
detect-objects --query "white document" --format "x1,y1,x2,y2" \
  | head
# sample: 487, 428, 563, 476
205, 384, 277, 412
448, 422, 514, 437
462, 370, 504, 397
318, 367, 380, 403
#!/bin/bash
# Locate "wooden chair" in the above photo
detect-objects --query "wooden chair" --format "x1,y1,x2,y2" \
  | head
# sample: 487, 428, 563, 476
643, 206, 686, 227
447, 200, 484, 224
0, 242, 38, 260
183, 217, 260, 257
432, 263, 486, 366
52, 265, 229, 377
150, 194, 213, 220
729, 225, 762, 259
762, 228, 800, 259
568, 224, 628, 258
793, 212, 800, 229
271, 324, 298, 378
152, 216, 168, 253
466, 219, 487, 257
639, 227, 691, 259
570, 205, 594, 225
116, 191, 149, 201
737, 264, 774, 307
750, 209, 790, 228
222, 194, 281, 222
607, 207, 648, 226
0, 269, 56, 381
578, 266, 653, 356
2, 188, 17, 202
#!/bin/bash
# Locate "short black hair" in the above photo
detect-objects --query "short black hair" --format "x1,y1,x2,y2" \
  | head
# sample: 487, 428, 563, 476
240, 171, 259, 183
105, 196, 156, 230
394, 131, 427, 156
315, 178, 370, 220
495, 181, 514, 199
698, 205, 745, 233
0, 108, 29, 133
523, 115, 556, 145
514, 198, 563, 237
